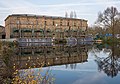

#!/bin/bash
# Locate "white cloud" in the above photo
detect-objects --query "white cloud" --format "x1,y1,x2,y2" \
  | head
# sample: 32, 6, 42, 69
72, 72, 106, 84
0, 0, 120, 26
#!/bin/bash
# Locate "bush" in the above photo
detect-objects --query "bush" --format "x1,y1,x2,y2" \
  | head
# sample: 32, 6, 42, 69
102, 37, 119, 44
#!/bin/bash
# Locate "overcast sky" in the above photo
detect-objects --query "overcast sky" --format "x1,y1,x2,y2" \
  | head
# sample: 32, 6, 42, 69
0, 0, 120, 26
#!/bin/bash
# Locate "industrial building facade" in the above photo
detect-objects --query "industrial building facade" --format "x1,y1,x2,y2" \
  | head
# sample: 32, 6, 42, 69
0, 25, 5, 39
5, 14, 88, 39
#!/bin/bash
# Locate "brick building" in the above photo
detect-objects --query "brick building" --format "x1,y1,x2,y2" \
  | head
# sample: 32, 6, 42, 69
5, 14, 88, 39
0, 25, 5, 39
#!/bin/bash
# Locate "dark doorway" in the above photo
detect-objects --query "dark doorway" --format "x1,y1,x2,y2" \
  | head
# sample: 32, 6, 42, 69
2, 34, 5, 39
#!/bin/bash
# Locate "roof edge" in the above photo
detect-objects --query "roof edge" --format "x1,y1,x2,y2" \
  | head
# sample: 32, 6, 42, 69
5, 14, 88, 21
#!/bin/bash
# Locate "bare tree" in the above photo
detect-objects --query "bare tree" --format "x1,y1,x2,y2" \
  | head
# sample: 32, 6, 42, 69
74, 11, 77, 18
87, 26, 105, 37
70, 11, 73, 18
96, 6, 120, 38
114, 16, 120, 34
65, 12, 68, 18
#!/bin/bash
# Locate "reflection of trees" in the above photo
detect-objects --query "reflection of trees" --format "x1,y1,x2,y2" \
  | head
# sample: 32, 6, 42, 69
0, 42, 55, 84
0, 42, 17, 83
0, 43, 90, 83
93, 44, 120, 77
13, 67, 55, 84
65, 64, 77, 69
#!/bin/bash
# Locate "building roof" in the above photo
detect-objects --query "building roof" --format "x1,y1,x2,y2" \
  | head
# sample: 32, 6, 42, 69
5, 14, 87, 22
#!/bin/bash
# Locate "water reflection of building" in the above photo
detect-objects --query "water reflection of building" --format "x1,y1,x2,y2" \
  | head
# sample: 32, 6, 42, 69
12, 44, 88, 69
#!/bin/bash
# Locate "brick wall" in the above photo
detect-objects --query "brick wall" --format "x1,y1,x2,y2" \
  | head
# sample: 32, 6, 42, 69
5, 14, 88, 39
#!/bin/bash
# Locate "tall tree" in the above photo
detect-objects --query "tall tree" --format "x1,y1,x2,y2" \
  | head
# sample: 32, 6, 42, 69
74, 11, 77, 18
96, 6, 120, 38
114, 16, 120, 34
65, 12, 68, 18
70, 11, 73, 18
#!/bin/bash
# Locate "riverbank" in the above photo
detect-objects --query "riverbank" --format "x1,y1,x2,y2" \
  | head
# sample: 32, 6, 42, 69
0, 59, 12, 84
102, 38, 120, 44
0, 41, 15, 83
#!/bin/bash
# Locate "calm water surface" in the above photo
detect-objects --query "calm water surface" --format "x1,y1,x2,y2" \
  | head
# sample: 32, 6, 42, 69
2, 43, 120, 84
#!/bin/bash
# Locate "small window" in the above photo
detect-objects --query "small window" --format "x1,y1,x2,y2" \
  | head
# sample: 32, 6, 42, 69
74, 23, 76, 26
46, 29, 51, 33
45, 21, 46, 25
53, 21, 55, 25
13, 29, 19, 32
60, 22, 62, 26
67, 22, 69, 26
